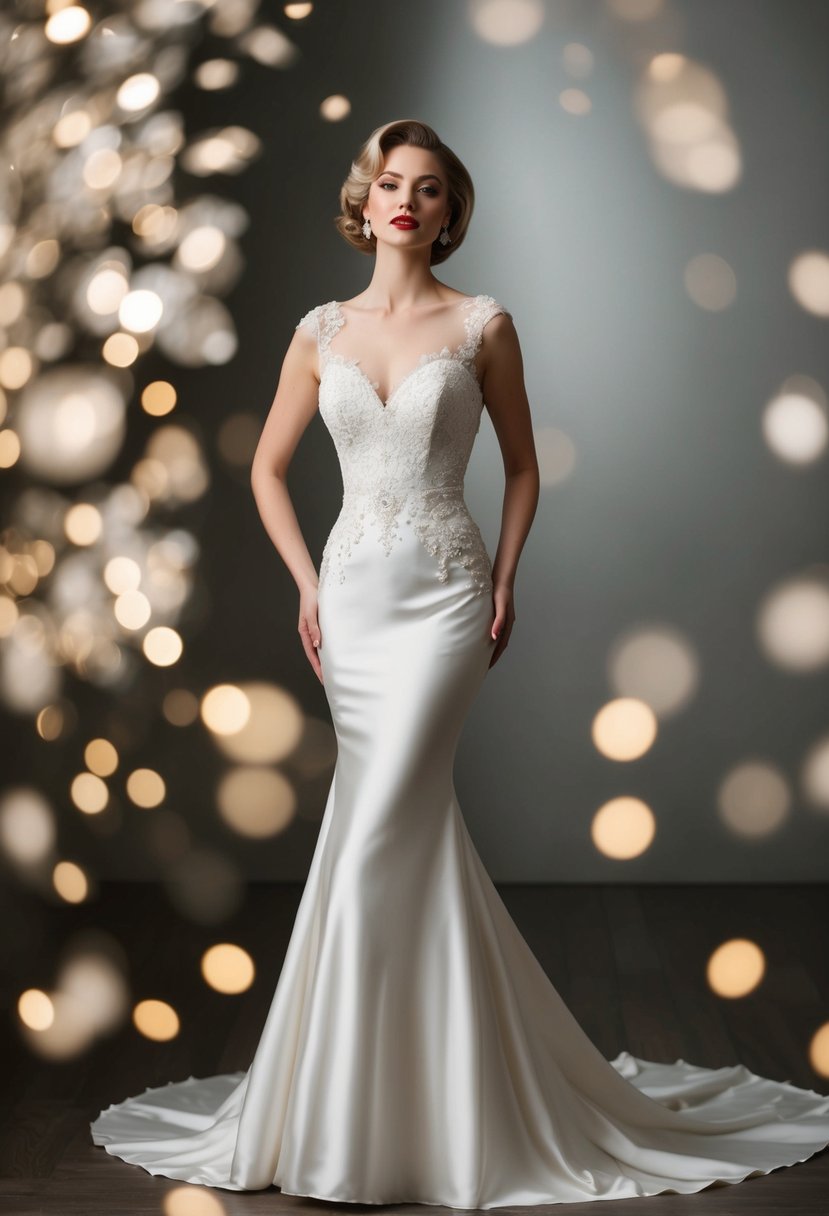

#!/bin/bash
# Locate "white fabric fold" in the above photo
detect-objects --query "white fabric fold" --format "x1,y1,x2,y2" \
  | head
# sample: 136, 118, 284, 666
91, 295, 829, 1206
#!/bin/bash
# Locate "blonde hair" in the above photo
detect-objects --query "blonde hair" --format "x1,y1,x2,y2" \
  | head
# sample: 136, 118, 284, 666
335, 118, 475, 266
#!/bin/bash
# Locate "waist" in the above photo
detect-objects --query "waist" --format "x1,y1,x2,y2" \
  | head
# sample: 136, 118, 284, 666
341, 479, 465, 503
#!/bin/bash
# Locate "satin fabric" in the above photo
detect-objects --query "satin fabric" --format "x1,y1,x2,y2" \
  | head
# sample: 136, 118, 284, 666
89, 514, 829, 1207
91, 294, 829, 1205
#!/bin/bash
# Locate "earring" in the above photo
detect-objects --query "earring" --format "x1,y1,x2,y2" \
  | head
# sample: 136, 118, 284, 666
438, 226, 452, 246
362, 218, 372, 239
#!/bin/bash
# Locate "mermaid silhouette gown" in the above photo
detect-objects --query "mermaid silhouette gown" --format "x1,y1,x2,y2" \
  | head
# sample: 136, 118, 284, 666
90, 295, 829, 1207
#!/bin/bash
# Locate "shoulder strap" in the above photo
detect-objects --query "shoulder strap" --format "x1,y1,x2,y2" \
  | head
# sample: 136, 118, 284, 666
457, 294, 511, 363
295, 301, 344, 366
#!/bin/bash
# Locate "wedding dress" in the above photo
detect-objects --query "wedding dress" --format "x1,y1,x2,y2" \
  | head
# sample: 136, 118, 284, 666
90, 294, 829, 1207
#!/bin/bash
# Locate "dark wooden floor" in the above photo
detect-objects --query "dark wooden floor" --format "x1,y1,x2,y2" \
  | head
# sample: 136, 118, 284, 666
1, 882, 828, 1214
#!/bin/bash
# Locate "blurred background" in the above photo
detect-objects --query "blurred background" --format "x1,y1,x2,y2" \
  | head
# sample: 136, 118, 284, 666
1, 0, 829, 1133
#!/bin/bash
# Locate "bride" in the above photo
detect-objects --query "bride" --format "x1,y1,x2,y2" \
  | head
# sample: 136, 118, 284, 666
90, 118, 829, 1208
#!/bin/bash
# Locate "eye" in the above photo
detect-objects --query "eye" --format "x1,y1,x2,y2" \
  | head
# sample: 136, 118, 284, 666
378, 181, 439, 195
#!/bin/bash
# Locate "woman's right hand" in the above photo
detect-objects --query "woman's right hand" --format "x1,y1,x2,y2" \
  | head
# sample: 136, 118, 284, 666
298, 584, 324, 684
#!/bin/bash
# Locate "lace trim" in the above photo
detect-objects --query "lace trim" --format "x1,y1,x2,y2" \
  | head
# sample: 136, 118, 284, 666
297, 294, 510, 387
322, 345, 456, 402
296, 294, 508, 598
319, 488, 493, 597
457, 292, 511, 363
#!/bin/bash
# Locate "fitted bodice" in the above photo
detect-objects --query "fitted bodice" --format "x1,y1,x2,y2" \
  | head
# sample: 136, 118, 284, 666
296, 294, 510, 595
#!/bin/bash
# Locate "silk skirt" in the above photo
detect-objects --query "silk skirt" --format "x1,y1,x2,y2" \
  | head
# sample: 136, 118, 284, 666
90, 515, 829, 1207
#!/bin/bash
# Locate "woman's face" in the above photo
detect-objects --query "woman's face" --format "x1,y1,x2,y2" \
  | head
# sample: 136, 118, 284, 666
365, 144, 451, 251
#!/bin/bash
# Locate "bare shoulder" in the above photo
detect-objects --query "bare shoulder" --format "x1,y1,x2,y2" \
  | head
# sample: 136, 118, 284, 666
481, 302, 518, 345
289, 303, 325, 381
479, 304, 521, 386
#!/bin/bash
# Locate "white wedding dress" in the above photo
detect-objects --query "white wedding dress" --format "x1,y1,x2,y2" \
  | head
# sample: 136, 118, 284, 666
90, 294, 829, 1208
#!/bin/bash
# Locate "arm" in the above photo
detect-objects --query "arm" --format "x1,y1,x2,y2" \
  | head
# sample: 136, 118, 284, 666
250, 319, 325, 681
480, 312, 540, 666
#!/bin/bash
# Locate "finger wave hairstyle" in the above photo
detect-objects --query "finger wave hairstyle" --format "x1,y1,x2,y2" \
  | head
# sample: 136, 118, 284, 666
335, 118, 475, 266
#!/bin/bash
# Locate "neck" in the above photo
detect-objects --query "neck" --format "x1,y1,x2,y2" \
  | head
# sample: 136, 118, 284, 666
361, 246, 445, 312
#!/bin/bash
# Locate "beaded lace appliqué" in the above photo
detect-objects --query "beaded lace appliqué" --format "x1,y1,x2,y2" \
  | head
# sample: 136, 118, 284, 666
296, 294, 510, 597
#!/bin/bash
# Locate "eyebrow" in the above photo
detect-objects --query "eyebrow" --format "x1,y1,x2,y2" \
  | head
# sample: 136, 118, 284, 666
378, 171, 443, 184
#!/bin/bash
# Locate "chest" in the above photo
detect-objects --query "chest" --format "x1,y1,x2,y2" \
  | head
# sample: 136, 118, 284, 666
318, 356, 485, 455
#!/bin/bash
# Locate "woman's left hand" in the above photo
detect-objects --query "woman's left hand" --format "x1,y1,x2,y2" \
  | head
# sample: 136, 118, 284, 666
489, 582, 515, 668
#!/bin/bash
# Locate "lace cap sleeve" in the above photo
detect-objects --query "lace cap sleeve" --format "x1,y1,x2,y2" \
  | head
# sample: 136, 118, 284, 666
458, 294, 512, 362
295, 301, 344, 366
479, 294, 512, 327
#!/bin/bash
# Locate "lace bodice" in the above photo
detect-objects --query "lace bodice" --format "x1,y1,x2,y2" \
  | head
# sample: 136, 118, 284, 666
296, 294, 510, 596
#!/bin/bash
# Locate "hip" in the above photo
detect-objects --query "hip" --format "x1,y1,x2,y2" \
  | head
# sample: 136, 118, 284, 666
319, 495, 493, 604
317, 514, 495, 650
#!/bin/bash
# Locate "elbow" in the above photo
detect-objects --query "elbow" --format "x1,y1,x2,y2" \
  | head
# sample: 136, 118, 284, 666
250, 459, 282, 493
505, 459, 540, 480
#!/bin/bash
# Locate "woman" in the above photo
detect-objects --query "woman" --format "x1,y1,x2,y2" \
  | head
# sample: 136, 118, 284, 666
91, 118, 829, 1208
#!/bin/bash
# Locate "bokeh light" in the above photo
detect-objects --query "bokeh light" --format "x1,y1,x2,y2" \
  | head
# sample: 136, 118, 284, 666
762, 385, 828, 466
717, 760, 791, 839
801, 733, 829, 813
608, 626, 699, 718
143, 626, 184, 666
535, 426, 577, 487
125, 768, 166, 808
320, 94, 351, 122
0, 787, 56, 864
201, 681, 304, 764
18, 989, 54, 1032
469, 0, 546, 46
85, 738, 119, 777
163, 688, 201, 726
707, 939, 766, 998
16, 368, 127, 484
53, 860, 90, 903
756, 574, 829, 672
163, 1184, 227, 1215
201, 944, 256, 994
591, 797, 657, 860
45, 5, 93, 45
810, 1023, 829, 1080
70, 772, 109, 815
17, 934, 130, 1058
684, 253, 737, 311
141, 380, 177, 416
216, 766, 296, 838
634, 53, 741, 193
133, 999, 180, 1042
788, 250, 829, 318
591, 697, 658, 761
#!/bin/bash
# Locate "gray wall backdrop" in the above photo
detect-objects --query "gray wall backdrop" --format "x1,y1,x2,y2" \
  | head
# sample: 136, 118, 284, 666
2, 0, 828, 886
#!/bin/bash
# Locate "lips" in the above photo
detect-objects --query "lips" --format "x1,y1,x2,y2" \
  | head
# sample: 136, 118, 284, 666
391, 218, 419, 228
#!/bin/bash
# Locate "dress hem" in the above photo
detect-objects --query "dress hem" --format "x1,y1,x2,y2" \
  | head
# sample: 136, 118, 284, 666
90, 1131, 829, 1210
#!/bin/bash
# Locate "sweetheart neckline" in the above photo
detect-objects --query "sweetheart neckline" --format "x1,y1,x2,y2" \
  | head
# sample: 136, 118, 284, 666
326, 295, 483, 410
321, 351, 484, 411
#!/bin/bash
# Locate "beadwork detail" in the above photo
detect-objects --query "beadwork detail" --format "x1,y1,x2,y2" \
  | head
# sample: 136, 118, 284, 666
296, 294, 510, 597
